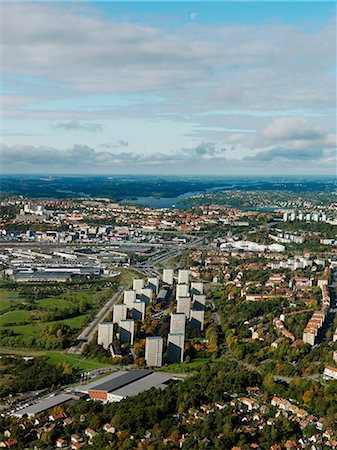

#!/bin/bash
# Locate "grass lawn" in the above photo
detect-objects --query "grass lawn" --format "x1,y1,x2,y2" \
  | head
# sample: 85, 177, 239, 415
1, 310, 30, 325
35, 298, 77, 310
0, 288, 23, 312
9, 314, 88, 338
45, 352, 110, 370
0, 287, 97, 341
160, 357, 210, 373
61, 314, 88, 329
0, 347, 110, 372
113, 268, 143, 286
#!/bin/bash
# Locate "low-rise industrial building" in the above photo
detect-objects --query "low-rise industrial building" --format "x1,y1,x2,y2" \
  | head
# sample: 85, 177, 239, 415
83, 369, 175, 403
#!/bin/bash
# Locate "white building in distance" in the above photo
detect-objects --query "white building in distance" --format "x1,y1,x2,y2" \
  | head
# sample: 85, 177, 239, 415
133, 279, 144, 295
119, 319, 134, 345
193, 294, 206, 311
170, 312, 186, 335
145, 336, 163, 367
178, 269, 190, 285
176, 283, 189, 299
98, 322, 114, 349
140, 288, 153, 305
177, 296, 191, 319
148, 277, 159, 294
124, 290, 137, 309
163, 268, 174, 285
131, 301, 146, 320
190, 310, 205, 331
167, 333, 184, 363
113, 304, 127, 326
191, 282, 204, 295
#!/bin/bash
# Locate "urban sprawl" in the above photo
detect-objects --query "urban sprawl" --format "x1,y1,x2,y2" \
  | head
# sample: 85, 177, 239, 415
0, 192, 337, 450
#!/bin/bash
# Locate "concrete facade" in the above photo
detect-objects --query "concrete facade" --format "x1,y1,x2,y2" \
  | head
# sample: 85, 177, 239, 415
119, 319, 134, 345
123, 290, 137, 309
131, 301, 146, 320
176, 283, 189, 299
190, 309, 205, 331
140, 288, 153, 305
191, 282, 204, 295
177, 296, 191, 319
148, 277, 159, 294
133, 279, 144, 295
178, 269, 189, 285
145, 336, 163, 367
113, 304, 127, 326
170, 312, 186, 335
98, 322, 114, 349
163, 268, 174, 285
167, 333, 184, 363
193, 294, 206, 311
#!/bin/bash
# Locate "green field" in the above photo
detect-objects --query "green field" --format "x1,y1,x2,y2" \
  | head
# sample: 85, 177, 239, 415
160, 357, 210, 373
112, 267, 143, 286
0, 282, 118, 348
6, 314, 88, 338
0, 347, 110, 372
1, 310, 30, 325
0, 288, 23, 312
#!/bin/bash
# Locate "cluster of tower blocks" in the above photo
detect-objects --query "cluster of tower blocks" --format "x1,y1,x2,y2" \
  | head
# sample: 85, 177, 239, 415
98, 269, 206, 366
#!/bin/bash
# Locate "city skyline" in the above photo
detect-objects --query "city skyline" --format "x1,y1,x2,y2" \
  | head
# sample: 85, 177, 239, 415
1, 1, 336, 175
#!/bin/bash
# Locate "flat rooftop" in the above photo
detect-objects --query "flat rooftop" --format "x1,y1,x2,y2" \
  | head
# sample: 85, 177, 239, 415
87, 369, 152, 393
110, 372, 174, 399
75, 370, 128, 393
13, 394, 73, 418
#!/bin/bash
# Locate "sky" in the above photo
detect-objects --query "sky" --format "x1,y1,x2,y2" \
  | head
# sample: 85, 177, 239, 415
1, 1, 336, 175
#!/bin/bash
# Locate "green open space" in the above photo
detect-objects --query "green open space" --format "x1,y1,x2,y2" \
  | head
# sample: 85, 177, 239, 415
0, 347, 110, 372
0, 281, 118, 345
1, 310, 30, 325
159, 357, 211, 373
0, 288, 23, 312
112, 267, 143, 286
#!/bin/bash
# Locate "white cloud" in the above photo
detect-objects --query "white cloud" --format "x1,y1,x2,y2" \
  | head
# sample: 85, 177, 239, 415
52, 120, 103, 132
1, 140, 335, 175
1, 3, 335, 174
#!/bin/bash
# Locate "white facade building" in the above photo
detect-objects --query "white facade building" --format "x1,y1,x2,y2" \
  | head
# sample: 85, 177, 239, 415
140, 288, 153, 305
178, 269, 190, 285
163, 268, 174, 285
167, 333, 184, 363
131, 301, 146, 320
190, 310, 205, 331
193, 294, 206, 311
177, 296, 191, 319
148, 277, 159, 294
98, 322, 114, 349
113, 304, 127, 326
191, 282, 204, 295
133, 279, 144, 295
119, 319, 134, 345
176, 283, 189, 299
170, 312, 186, 335
124, 290, 137, 309
145, 336, 163, 367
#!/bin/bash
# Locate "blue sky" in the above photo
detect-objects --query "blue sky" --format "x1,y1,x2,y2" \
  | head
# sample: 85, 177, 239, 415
1, 1, 336, 175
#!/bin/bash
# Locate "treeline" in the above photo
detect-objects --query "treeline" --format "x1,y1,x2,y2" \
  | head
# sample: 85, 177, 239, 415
0, 322, 73, 350
0, 357, 75, 397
